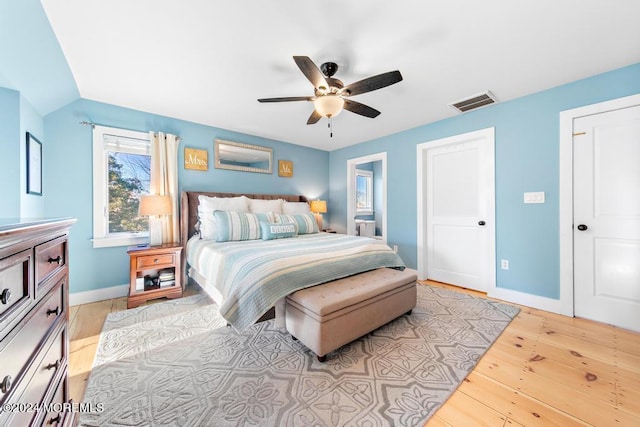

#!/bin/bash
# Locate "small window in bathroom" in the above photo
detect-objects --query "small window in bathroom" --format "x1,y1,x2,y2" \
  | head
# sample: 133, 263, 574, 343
355, 169, 373, 215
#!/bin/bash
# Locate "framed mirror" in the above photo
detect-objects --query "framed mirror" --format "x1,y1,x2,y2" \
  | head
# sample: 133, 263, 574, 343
214, 139, 273, 174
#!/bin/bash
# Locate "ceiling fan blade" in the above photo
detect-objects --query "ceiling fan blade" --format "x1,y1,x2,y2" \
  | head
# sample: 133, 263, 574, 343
293, 56, 329, 90
340, 70, 403, 97
343, 99, 381, 118
257, 96, 313, 103
307, 110, 322, 125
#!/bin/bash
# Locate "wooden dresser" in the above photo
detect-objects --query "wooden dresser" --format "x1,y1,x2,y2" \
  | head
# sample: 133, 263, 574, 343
0, 218, 76, 427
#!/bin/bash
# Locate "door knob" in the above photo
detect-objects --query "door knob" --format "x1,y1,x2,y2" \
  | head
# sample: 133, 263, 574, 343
478, 221, 486, 226
577, 224, 588, 231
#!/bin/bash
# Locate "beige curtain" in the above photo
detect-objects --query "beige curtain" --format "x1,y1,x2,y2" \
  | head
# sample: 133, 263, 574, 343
150, 132, 180, 243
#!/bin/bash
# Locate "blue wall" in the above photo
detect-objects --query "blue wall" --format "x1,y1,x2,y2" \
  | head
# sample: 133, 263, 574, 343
0, 0, 79, 114
0, 87, 20, 217
44, 99, 329, 293
20, 94, 45, 217
328, 63, 640, 300
0, 88, 44, 218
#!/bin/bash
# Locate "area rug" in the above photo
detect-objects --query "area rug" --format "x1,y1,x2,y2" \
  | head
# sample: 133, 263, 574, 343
79, 284, 519, 427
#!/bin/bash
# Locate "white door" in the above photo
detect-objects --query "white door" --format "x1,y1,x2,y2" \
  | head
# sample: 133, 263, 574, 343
573, 105, 640, 331
424, 129, 495, 292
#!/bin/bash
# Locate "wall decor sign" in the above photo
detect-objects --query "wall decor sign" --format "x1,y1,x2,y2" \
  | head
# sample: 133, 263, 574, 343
26, 132, 42, 195
278, 160, 293, 177
184, 147, 208, 171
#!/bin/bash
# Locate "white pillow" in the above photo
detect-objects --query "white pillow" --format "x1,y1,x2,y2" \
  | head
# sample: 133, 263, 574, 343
248, 198, 283, 214
197, 195, 250, 240
282, 201, 310, 215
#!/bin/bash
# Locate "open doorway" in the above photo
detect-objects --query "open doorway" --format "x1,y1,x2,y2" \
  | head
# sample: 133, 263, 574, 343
347, 152, 387, 242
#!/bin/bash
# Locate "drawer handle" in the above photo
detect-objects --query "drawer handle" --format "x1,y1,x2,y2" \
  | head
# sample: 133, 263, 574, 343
47, 306, 60, 317
0, 288, 11, 304
154, 258, 159, 264
1, 375, 11, 393
48, 414, 62, 425
45, 360, 60, 371
48, 255, 63, 265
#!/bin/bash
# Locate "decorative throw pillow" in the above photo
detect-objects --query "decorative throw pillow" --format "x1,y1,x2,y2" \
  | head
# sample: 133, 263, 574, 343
282, 201, 311, 215
274, 212, 319, 234
197, 195, 250, 240
214, 211, 271, 242
260, 221, 298, 240
248, 198, 284, 214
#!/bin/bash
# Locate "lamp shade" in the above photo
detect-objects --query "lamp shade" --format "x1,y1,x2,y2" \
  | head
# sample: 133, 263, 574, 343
310, 200, 327, 214
313, 95, 344, 118
139, 195, 172, 216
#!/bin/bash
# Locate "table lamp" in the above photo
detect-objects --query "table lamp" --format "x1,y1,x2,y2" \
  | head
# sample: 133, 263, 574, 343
310, 199, 327, 231
139, 194, 172, 246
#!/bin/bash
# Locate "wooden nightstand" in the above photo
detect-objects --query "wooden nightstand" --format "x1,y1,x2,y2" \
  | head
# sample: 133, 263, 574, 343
127, 243, 183, 308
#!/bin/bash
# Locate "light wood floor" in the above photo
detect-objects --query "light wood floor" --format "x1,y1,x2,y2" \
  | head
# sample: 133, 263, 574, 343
69, 282, 640, 427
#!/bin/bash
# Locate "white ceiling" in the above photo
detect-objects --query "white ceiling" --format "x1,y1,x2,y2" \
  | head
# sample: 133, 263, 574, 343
41, 0, 640, 151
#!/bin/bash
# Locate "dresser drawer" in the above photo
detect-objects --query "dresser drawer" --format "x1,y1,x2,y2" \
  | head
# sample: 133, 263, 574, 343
137, 253, 175, 269
0, 324, 66, 427
35, 235, 67, 289
39, 373, 73, 427
0, 249, 33, 340
21, 325, 66, 426
0, 280, 64, 404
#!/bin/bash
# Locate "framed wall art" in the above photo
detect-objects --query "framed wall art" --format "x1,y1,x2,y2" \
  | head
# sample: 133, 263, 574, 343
184, 147, 208, 171
278, 160, 293, 177
26, 132, 42, 195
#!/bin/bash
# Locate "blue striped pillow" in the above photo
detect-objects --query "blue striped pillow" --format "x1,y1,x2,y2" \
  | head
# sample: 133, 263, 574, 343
273, 212, 319, 234
214, 211, 271, 242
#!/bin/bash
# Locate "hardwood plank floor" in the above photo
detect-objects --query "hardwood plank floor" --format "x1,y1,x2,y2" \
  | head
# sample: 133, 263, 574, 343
68, 281, 640, 426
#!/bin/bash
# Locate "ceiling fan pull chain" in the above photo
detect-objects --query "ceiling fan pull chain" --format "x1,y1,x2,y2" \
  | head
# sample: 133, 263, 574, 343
329, 117, 333, 138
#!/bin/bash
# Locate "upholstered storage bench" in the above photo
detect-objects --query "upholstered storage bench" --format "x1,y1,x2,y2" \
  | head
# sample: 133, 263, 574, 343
285, 268, 417, 361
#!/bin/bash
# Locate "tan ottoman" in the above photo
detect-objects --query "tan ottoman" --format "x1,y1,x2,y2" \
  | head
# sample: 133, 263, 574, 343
285, 268, 417, 361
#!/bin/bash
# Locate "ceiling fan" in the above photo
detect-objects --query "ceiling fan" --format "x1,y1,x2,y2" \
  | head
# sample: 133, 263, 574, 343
258, 56, 403, 128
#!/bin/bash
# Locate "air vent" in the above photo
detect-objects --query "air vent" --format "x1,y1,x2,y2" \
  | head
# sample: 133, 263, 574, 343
450, 91, 497, 113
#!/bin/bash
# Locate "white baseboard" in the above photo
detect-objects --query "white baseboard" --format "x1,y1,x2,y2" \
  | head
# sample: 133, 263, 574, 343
488, 286, 573, 317
69, 284, 129, 306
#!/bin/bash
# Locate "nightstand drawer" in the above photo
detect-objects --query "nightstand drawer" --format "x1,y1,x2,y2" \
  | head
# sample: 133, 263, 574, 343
137, 253, 175, 269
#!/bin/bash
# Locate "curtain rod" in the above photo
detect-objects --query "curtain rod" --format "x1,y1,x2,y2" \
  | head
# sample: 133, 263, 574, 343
79, 121, 181, 141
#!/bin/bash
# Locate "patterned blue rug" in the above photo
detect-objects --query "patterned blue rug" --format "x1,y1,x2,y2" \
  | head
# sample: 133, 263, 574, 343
79, 284, 519, 426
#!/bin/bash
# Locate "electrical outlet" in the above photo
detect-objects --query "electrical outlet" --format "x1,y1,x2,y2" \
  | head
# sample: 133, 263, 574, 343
501, 259, 509, 270
393, 245, 398, 253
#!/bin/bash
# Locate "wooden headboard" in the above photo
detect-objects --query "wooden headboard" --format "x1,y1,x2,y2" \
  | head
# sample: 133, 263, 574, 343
180, 191, 309, 244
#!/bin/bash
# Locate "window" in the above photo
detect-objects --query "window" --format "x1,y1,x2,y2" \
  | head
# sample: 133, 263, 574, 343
355, 169, 373, 215
92, 125, 151, 248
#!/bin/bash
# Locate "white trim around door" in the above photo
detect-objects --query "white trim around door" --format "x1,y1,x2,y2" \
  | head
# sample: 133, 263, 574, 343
559, 93, 640, 318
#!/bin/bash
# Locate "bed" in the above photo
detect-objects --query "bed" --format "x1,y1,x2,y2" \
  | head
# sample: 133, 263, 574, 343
180, 191, 405, 330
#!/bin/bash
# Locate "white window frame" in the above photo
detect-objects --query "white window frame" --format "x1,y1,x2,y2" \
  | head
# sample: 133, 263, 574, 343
355, 169, 374, 215
92, 125, 151, 248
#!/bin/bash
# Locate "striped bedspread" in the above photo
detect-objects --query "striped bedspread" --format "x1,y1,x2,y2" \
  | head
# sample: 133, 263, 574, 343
186, 233, 405, 330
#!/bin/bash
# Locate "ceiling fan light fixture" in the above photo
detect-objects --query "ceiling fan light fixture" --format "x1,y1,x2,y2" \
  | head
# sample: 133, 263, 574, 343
314, 94, 344, 118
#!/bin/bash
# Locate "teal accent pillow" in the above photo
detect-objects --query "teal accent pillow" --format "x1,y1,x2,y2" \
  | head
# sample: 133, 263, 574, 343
260, 221, 298, 240
214, 211, 271, 242
274, 212, 319, 234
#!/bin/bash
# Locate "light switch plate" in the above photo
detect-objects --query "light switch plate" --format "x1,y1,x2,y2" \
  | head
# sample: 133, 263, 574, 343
524, 191, 545, 204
